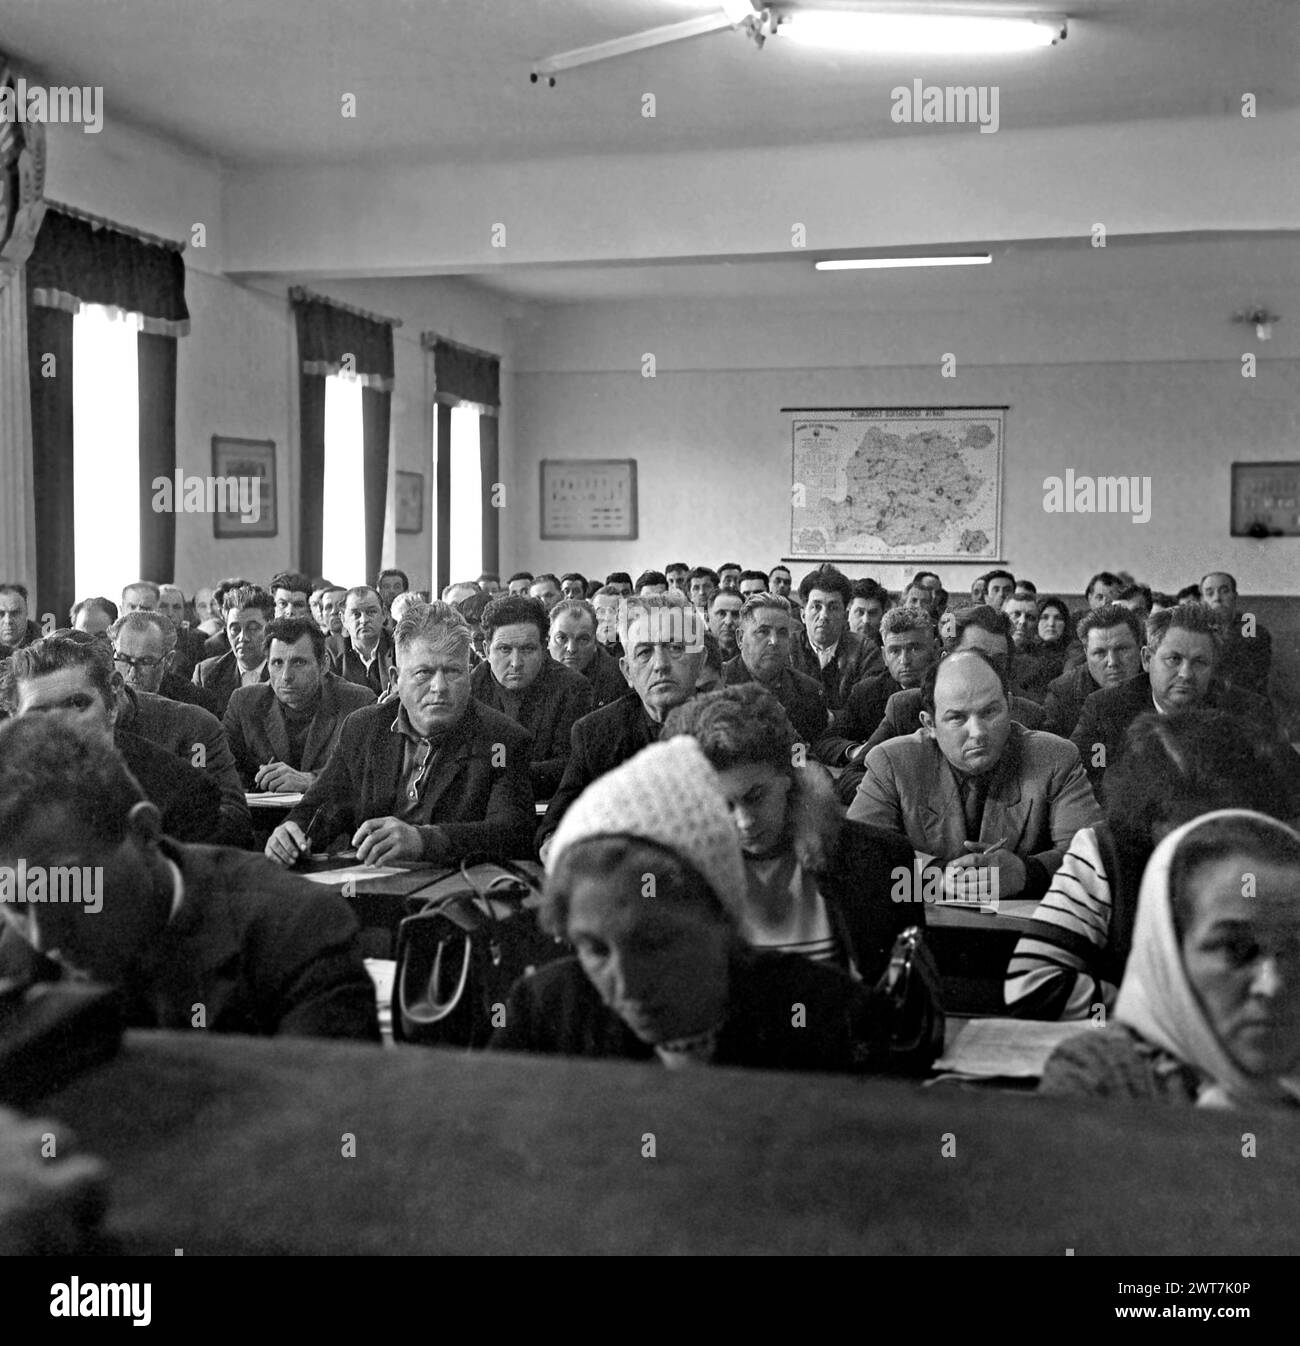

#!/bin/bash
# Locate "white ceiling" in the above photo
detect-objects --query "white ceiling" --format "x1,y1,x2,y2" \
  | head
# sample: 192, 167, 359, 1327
1, 0, 1296, 166
452, 232, 1300, 307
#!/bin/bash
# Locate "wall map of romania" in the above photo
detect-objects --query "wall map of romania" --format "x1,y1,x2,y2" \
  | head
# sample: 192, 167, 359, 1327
790, 408, 1004, 562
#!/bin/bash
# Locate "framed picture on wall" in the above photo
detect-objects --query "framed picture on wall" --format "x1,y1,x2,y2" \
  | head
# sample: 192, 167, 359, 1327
395, 471, 424, 533
540, 458, 638, 540
211, 436, 277, 538
1230, 461, 1300, 537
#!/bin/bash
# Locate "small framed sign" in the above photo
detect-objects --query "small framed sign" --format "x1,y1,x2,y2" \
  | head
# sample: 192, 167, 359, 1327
540, 459, 638, 541
1231, 461, 1300, 538
211, 436, 277, 539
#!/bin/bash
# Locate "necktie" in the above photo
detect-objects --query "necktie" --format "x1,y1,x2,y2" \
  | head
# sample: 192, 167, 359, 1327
961, 775, 986, 841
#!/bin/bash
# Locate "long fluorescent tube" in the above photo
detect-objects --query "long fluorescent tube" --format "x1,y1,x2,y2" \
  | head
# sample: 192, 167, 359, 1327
777, 10, 1066, 54
816, 254, 992, 271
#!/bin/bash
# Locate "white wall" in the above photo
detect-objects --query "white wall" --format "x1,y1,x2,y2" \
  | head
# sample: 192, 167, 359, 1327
507, 296, 1300, 596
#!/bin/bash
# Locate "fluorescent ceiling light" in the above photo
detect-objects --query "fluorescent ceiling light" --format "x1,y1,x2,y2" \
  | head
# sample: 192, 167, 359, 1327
816, 254, 993, 270
777, 10, 1066, 54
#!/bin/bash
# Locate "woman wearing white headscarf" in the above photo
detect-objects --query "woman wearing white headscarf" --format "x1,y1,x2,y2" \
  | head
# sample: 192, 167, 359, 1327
1040, 810, 1300, 1107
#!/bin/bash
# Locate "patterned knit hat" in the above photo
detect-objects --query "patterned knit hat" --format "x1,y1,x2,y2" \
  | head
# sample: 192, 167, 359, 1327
547, 736, 746, 924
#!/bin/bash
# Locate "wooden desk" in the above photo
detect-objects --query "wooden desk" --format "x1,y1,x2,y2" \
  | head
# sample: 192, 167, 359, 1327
36, 1030, 1300, 1256
923, 900, 1047, 1015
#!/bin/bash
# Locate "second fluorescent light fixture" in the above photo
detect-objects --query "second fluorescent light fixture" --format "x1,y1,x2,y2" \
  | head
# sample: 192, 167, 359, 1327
816, 255, 993, 271
777, 10, 1067, 53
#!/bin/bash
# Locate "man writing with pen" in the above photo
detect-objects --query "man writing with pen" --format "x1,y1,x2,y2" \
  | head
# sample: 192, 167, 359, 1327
223, 618, 375, 793
264, 602, 535, 868
847, 649, 1103, 901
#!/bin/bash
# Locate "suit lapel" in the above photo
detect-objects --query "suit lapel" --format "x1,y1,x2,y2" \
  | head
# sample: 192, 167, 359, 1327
982, 728, 1029, 850
300, 677, 338, 772
419, 705, 475, 817
918, 741, 963, 856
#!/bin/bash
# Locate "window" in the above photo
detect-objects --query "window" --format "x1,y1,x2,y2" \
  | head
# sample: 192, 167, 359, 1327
322, 373, 366, 587
431, 403, 484, 592
72, 305, 140, 604
449, 404, 482, 585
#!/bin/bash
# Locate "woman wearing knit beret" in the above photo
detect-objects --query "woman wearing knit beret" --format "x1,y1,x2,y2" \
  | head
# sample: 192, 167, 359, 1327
1040, 810, 1300, 1107
489, 735, 940, 1074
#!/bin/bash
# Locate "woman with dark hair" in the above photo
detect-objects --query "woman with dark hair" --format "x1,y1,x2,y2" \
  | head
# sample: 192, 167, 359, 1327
1035, 597, 1070, 653
491, 736, 940, 1074
1040, 811, 1300, 1107
665, 683, 925, 986
1005, 710, 1290, 1019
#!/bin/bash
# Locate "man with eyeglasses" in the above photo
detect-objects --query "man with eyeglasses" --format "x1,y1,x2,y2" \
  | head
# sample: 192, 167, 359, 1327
0, 633, 221, 844
536, 594, 707, 859
721, 594, 828, 746
109, 613, 252, 848
548, 598, 629, 711
111, 608, 216, 714
267, 602, 533, 867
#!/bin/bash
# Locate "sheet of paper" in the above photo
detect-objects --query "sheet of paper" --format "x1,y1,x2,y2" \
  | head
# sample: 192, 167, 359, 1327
299, 864, 408, 886
245, 791, 304, 807
934, 1017, 1087, 1079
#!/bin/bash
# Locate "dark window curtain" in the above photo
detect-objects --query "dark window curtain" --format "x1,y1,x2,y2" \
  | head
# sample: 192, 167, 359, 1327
25, 209, 188, 612
137, 332, 177, 584
292, 292, 395, 583
298, 373, 327, 580
479, 414, 499, 579
26, 303, 75, 625
425, 335, 501, 594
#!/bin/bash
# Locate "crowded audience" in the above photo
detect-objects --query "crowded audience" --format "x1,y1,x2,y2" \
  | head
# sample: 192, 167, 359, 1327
0, 551, 1295, 1116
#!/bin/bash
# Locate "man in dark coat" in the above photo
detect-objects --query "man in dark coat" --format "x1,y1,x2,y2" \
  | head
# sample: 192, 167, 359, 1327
1071, 601, 1278, 792
470, 594, 593, 798
268, 602, 534, 867
193, 585, 273, 717
546, 598, 630, 711
1040, 603, 1144, 738
787, 565, 885, 710
224, 617, 376, 790
537, 595, 707, 856
0, 717, 378, 1042
722, 594, 827, 745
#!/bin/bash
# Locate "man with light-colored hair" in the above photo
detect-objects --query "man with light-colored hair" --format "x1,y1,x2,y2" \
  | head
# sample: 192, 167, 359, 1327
110, 609, 215, 713
268, 602, 534, 866
328, 585, 395, 696
157, 583, 207, 682
536, 594, 707, 857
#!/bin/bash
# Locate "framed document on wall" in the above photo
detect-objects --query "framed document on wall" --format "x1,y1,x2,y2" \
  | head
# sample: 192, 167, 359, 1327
540, 459, 638, 541
1231, 462, 1300, 537
211, 436, 277, 539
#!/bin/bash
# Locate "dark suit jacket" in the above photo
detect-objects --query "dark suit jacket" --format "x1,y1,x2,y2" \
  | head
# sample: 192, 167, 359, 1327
721, 656, 828, 745
1071, 673, 1278, 790
118, 686, 252, 847
818, 672, 902, 765
848, 724, 1103, 899
470, 657, 593, 798
286, 699, 535, 863
1010, 645, 1066, 704
0, 839, 379, 1042
327, 630, 396, 698
160, 667, 219, 716
223, 673, 377, 788
1042, 663, 1108, 738
789, 628, 885, 711
581, 645, 631, 710
537, 694, 662, 850
1217, 621, 1272, 698
168, 626, 210, 682
194, 650, 269, 718
117, 728, 222, 844
862, 685, 1046, 754
203, 628, 230, 659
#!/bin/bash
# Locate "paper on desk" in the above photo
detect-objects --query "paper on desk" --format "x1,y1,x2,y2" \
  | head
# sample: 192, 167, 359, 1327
934, 1018, 1086, 1079
299, 864, 408, 886
246, 791, 305, 806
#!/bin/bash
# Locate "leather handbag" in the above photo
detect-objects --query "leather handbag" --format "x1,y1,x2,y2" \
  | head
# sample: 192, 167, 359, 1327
393, 858, 568, 1049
